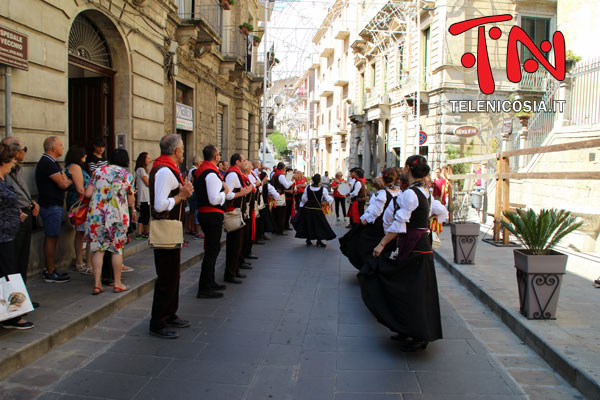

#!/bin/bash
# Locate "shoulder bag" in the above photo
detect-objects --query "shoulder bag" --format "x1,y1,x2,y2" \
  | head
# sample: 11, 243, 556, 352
223, 195, 246, 232
148, 201, 184, 249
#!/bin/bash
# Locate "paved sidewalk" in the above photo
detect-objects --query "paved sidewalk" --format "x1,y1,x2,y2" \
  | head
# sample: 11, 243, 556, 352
435, 227, 600, 399
0, 235, 219, 381
0, 219, 582, 399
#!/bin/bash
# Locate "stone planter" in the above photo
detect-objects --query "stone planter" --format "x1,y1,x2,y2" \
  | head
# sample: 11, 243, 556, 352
450, 222, 480, 264
514, 249, 567, 319
221, 0, 231, 11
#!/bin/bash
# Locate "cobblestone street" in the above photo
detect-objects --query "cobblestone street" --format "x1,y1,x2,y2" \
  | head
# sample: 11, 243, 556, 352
0, 219, 583, 400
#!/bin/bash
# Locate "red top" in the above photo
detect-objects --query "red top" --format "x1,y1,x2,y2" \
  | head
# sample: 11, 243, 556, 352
331, 179, 346, 198
433, 178, 446, 198
296, 177, 307, 193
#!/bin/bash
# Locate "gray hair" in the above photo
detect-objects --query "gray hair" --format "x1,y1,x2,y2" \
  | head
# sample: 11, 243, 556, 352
1, 137, 21, 153
44, 136, 59, 152
159, 134, 182, 155
192, 155, 201, 165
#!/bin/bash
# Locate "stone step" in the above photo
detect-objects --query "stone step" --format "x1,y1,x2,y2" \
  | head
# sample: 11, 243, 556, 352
0, 237, 224, 381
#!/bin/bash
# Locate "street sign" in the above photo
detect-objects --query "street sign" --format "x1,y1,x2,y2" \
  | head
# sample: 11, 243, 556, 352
454, 125, 479, 137
0, 26, 28, 71
175, 103, 193, 131
419, 131, 427, 145
502, 118, 513, 135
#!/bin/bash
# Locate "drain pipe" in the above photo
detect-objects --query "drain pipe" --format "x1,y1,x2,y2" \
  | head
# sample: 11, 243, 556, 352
4, 66, 11, 138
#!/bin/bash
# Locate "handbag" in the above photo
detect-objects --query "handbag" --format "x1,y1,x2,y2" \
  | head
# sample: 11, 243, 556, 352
148, 202, 184, 249
224, 208, 246, 232
68, 196, 90, 226
275, 195, 286, 207
0, 274, 34, 322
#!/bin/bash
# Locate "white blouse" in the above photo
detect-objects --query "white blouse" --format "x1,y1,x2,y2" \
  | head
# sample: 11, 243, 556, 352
360, 188, 401, 223
300, 186, 334, 208
383, 186, 449, 234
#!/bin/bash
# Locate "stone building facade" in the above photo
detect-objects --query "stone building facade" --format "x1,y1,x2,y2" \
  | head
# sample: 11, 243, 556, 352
0, 0, 267, 273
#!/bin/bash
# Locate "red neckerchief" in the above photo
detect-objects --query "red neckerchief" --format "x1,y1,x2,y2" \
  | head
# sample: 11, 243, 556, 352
356, 177, 366, 187
227, 165, 249, 187
152, 154, 184, 184
195, 161, 222, 180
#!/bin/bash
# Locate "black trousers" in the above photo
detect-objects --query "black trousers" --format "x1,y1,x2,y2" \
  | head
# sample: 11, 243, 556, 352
14, 209, 32, 282
197, 212, 223, 292
294, 193, 303, 211
271, 206, 286, 234
255, 212, 264, 239
150, 248, 181, 330
242, 218, 252, 257
285, 197, 294, 230
335, 197, 346, 218
225, 228, 243, 279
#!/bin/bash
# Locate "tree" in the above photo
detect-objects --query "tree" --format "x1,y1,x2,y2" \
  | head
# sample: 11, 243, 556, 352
268, 132, 291, 157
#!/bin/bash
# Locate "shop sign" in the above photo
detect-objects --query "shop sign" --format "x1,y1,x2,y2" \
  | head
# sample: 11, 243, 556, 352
0, 26, 28, 71
454, 125, 479, 137
502, 118, 513, 135
176, 103, 193, 131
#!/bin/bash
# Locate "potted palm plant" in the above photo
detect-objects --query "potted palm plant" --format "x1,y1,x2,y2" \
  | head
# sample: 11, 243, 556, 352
253, 35, 261, 46
239, 22, 253, 36
449, 194, 480, 264
501, 208, 583, 319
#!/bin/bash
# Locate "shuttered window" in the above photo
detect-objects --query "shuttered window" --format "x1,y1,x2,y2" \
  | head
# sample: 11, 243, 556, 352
217, 105, 224, 150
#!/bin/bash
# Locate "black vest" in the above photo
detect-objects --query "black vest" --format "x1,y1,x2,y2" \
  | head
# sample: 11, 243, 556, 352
225, 170, 248, 213
149, 165, 184, 221
406, 186, 430, 229
304, 187, 323, 208
195, 169, 225, 211
271, 172, 284, 194
374, 190, 394, 226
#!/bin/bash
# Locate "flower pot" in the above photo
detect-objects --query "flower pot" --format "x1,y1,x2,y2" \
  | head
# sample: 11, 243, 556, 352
449, 222, 480, 264
514, 249, 567, 319
221, 0, 231, 11
517, 115, 530, 128
241, 27, 250, 35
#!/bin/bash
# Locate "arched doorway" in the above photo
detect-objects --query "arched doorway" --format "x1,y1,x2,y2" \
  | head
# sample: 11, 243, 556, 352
68, 11, 130, 155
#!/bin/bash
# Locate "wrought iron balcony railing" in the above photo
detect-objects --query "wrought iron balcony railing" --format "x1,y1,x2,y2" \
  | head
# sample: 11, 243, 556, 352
177, 3, 223, 40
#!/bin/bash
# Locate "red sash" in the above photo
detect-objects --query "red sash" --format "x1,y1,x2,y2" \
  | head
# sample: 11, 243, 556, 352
196, 161, 225, 214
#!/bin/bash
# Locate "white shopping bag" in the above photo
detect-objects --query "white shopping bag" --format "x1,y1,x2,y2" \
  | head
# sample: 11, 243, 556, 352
431, 232, 442, 249
0, 274, 34, 323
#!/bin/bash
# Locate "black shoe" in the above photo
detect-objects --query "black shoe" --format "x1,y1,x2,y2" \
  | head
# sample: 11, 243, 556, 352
149, 327, 179, 339
239, 263, 253, 270
224, 277, 243, 284
43, 270, 70, 283
346, 224, 352, 229
236, 272, 247, 278
260, 236, 270, 241
246, 255, 258, 259
32, 301, 40, 309
166, 318, 191, 328
2, 320, 34, 330
211, 283, 227, 291
253, 241, 265, 245
197, 290, 224, 299
316, 241, 326, 248
306, 240, 312, 246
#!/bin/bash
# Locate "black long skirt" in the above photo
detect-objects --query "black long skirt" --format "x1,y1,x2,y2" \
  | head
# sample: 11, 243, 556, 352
357, 233, 443, 342
259, 206, 275, 233
339, 223, 386, 270
292, 208, 336, 241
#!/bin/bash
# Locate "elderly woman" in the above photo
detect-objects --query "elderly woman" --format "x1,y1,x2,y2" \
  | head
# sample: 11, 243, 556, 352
0, 143, 33, 329
85, 149, 136, 295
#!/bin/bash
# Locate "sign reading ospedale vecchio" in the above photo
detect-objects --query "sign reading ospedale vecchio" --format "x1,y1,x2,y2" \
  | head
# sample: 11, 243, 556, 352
0, 26, 28, 71
454, 125, 479, 137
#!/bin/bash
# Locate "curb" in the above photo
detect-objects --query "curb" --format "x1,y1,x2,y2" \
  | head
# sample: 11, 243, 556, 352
0, 240, 226, 381
434, 250, 600, 400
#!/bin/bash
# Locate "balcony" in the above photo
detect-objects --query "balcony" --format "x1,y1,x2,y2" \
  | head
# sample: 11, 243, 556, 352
178, 3, 223, 43
334, 78, 348, 87
335, 29, 350, 40
349, 103, 363, 117
320, 46, 334, 58
518, 64, 548, 92
364, 89, 390, 109
319, 86, 334, 97
221, 26, 248, 65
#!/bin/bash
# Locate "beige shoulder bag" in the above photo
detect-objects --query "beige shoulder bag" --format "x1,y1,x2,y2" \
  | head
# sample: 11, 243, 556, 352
148, 202, 184, 249
223, 194, 246, 232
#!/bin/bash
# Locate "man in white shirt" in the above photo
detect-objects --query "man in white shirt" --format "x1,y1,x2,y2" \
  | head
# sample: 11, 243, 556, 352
270, 162, 293, 234
195, 146, 235, 298
149, 134, 194, 339
224, 154, 254, 284
187, 156, 202, 238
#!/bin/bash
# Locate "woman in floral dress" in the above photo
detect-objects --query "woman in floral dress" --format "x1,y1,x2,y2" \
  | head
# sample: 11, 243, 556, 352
85, 149, 136, 295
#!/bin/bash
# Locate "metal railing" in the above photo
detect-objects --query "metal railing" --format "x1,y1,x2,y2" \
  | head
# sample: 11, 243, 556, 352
565, 57, 600, 126
177, 3, 222, 39
518, 64, 547, 91
221, 25, 248, 61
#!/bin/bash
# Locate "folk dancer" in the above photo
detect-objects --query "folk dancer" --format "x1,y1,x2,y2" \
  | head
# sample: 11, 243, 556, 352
292, 174, 336, 247
242, 161, 260, 259
194, 145, 234, 299
340, 168, 400, 269
224, 154, 253, 284
330, 172, 347, 222
284, 167, 295, 230
347, 168, 367, 226
257, 171, 279, 239
148, 134, 193, 339
270, 162, 293, 235
358, 155, 448, 351
294, 171, 307, 211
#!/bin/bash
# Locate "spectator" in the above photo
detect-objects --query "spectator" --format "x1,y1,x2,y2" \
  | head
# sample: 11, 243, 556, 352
84, 149, 135, 295
433, 168, 447, 205
322, 171, 331, 190
148, 134, 193, 339
3, 138, 39, 303
35, 136, 71, 283
87, 137, 108, 175
331, 171, 347, 222
186, 156, 203, 239
222, 161, 229, 172
134, 152, 151, 240
65, 145, 92, 274
0, 143, 34, 329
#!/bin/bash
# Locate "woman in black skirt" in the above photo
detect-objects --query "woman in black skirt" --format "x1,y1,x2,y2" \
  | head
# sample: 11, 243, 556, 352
358, 155, 447, 351
292, 174, 336, 247
340, 168, 400, 269
257, 171, 278, 238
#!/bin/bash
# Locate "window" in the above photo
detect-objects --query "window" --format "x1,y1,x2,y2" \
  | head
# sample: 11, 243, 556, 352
423, 27, 431, 87
370, 63, 376, 87
217, 106, 224, 150
520, 17, 551, 60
